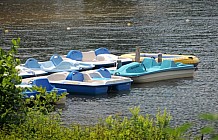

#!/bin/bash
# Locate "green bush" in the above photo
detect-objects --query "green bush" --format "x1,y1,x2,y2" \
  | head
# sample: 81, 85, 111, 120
83, 107, 191, 140
0, 107, 192, 140
198, 114, 218, 139
0, 110, 74, 140
0, 38, 67, 129
0, 38, 25, 128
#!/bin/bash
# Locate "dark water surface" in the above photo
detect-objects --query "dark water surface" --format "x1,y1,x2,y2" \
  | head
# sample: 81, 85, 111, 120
1, 0, 218, 131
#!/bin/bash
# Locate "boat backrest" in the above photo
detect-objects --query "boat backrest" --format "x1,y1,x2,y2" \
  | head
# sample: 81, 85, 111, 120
65, 71, 84, 81
32, 78, 54, 91
50, 54, 63, 66
66, 50, 83, 61
24, 58, 41, 68
125, 62, 144, 73
141, 58, 159, 69
82, 51, 96, 62
95, 48, 110, 56
97, 68, 111, 78
160, 60, 177, 69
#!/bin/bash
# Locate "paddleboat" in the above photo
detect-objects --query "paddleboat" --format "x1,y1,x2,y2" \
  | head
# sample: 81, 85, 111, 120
18, 54, 94, 75
17, 78, 67, 104
64, 47, 132, 68
110, 58, 195, 83
22, 68, 132, 95
16, 65, 48, 78
120, 53, 199, 67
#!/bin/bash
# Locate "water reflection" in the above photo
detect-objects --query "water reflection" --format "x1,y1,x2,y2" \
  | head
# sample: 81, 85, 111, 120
131, 77, 194, 88
67, 90, 131, 101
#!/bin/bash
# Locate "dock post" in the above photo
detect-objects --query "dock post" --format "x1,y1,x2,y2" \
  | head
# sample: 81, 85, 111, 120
116, 60, 122, 69
135, 47, 140, 62
158, 53, 162, 63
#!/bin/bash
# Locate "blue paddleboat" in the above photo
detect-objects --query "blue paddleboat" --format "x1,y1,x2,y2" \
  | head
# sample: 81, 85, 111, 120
64, 47, 132, 69
45, 68, 133, 95
17, 54, 94, 75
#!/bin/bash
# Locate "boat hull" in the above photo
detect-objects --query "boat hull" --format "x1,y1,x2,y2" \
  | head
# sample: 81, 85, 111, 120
109, 82, 132, 91
131, 69, 194, 83
51, 82, 132, 95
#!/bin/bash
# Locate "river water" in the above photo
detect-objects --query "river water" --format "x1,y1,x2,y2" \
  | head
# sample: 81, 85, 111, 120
1, 0, 218, 133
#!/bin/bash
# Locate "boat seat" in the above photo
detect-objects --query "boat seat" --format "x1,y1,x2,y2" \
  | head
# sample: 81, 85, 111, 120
160, 60, 177, 69
95, 55, 105, 61
97, 68, 111, 78
32, 78, 54, 91
40, 61, 55, 69
96, 54, 118, 61
89, 72, 103, 78
141, 58, 159, 69
66, 50, 83, 61
24, 58, 41, 68
82, 51, 96, 62
95, 47, 110, 56
82, 73, 92, 81
54, 61, 75, 69
47, 72, 68, 81
66, 71, 84, 81
50, 54, 63, 66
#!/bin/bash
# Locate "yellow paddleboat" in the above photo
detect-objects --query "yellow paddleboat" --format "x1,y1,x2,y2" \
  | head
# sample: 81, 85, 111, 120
120, 53, 200, 67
